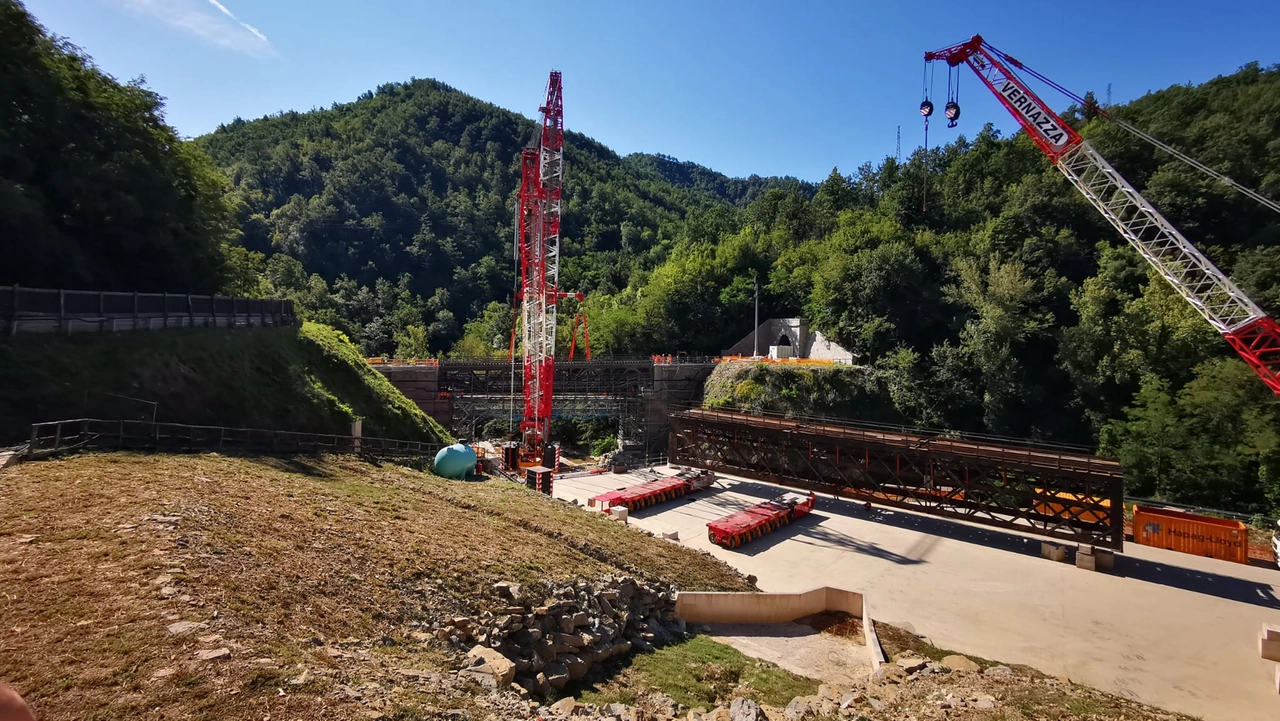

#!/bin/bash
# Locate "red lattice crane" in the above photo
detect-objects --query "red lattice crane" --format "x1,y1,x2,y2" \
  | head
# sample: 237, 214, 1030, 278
515, 71, 581, 463
923, 35, 1280, 397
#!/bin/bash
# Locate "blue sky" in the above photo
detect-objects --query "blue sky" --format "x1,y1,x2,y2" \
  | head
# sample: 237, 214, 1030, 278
24, 0, 1280, 182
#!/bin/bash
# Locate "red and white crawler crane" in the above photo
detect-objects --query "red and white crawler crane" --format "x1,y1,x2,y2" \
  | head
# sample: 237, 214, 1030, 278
924, 35, 1280, 396
510, 71, 582, 469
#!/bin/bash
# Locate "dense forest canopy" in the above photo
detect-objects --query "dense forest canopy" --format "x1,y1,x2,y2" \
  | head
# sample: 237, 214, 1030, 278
0, 0, 237, 293
6, 0, 1280, 513
193, 79, 800, 355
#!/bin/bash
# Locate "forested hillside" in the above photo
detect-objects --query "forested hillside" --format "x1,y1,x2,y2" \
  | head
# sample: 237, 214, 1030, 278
194, 84, 796, 356
0, 0, 237, 293
198, 61, 1280, 513
7, 0, 1280, 513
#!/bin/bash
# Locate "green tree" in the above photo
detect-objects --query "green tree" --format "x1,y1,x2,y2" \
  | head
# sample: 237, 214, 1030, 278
451, 301, 514, 358
394, 325, 432, 359
0, 0, 238, 292
811, 167, 856, 233
943, 257, 1055, 434
1060, 248, 1221, 429
1102, 360, 1280, 513
807, 238, 936, 362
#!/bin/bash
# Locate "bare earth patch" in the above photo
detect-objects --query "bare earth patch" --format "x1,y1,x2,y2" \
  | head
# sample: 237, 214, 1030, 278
0, 452, 751, 720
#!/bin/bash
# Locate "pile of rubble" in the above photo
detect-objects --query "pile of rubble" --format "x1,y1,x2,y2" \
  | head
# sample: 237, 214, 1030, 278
596, 449, 645, 471
446, 576, 682, 700
489, 653, 1011, 720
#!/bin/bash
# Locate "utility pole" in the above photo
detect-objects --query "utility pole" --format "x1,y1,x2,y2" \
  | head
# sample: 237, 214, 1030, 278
753, 271, 760, 358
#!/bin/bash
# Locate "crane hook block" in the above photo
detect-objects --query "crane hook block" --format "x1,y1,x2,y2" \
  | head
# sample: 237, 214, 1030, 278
945, 101, 961, 127
920, 100, 934, 117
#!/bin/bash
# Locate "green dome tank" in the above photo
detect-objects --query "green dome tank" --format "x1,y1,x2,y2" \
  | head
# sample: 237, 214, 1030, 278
434, 443, 477, 479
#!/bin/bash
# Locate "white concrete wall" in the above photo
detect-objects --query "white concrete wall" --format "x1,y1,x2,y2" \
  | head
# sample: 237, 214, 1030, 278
674, 586, 884, 668
724, 318, 856, 363
804, 329, 855, 364
674, 586, 864, 624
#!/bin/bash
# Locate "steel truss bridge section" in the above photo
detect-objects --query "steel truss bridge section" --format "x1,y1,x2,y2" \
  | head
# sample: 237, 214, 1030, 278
439, 359, 653, 396
669, 408, 1124, 550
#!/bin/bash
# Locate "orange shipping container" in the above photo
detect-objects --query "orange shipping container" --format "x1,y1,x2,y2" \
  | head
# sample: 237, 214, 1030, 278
1132, 505, 1248, 564
1034, 490, 1110, 524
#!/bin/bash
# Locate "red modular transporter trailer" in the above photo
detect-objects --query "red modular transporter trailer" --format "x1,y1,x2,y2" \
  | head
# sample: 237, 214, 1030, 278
588, 469, 716, 513
707, 492, 817, 549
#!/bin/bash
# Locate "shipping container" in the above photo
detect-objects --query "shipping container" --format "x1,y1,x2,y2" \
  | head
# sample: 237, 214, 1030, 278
1132, 505, 1248, 564
1034, 490, 1110, 524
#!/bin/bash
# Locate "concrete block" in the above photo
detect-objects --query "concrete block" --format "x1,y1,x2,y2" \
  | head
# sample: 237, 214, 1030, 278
1075, 552, 1097, 571
1259, 634, 1280, 662
1093, 548, 1115, 572
1040, 543, 1065, 562
1264, 624, 1280, 642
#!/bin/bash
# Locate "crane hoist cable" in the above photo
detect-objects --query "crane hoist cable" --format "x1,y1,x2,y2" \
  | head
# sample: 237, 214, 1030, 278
980, 41, 1280, 216
920, 59, 935, 211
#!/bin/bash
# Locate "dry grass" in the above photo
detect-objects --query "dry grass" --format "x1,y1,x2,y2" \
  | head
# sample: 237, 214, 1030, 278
0, 452, 751, 720
797, 610, 864, 645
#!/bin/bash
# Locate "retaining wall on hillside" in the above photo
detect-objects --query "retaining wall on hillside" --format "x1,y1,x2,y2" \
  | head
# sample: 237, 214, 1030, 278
1, 286, 295, 336
675, 586, 863, 624
674, 586, 886, 667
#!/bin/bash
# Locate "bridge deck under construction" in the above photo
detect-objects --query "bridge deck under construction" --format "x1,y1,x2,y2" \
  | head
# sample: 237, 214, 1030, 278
669, 408, 1125, 550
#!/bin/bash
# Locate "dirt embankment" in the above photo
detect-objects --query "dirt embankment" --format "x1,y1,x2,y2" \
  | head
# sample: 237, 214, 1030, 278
0, 452, 751, 720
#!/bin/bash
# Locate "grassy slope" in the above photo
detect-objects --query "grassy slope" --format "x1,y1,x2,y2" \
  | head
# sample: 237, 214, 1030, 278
576, 635, 818, 709
0, 453, 752, 721
702, 360, 904, 423
0, 322, 451, 444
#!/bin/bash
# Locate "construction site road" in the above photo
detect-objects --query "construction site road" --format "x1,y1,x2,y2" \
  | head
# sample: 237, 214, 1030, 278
552, 467, 1280, 721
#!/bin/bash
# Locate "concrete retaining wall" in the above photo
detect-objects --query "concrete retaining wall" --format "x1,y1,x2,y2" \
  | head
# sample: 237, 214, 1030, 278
675, 586, 885, 669
675, 586, 864, 624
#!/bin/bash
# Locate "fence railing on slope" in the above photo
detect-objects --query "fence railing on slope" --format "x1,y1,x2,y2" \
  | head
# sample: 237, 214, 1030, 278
1, 285, 296, 336
27, 419, 442, 461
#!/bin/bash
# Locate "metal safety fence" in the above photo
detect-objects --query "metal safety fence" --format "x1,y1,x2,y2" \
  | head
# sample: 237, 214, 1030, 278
1, 285, 296, 336
26, 419, 442, 460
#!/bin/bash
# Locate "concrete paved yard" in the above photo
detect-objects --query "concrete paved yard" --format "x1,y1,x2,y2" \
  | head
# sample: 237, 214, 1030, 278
553, 468, 1280, 721
705, 622, 869, 685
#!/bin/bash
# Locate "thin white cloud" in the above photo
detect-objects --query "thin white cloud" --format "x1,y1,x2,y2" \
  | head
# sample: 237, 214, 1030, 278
112, 0, 273, 56
203, 0, 269, 43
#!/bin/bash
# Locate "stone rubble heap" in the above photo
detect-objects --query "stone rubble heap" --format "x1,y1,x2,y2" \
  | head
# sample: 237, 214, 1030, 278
448, 576, 683, 700
511, 653, 1016, 720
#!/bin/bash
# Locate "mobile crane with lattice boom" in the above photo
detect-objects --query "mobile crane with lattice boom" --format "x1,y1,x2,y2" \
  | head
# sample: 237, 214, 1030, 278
923, 35, 1280, 397
505, 71, 583, 471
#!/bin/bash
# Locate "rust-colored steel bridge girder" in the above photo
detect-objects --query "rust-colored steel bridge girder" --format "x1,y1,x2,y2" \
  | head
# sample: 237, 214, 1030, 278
669, 408, 1124, 550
